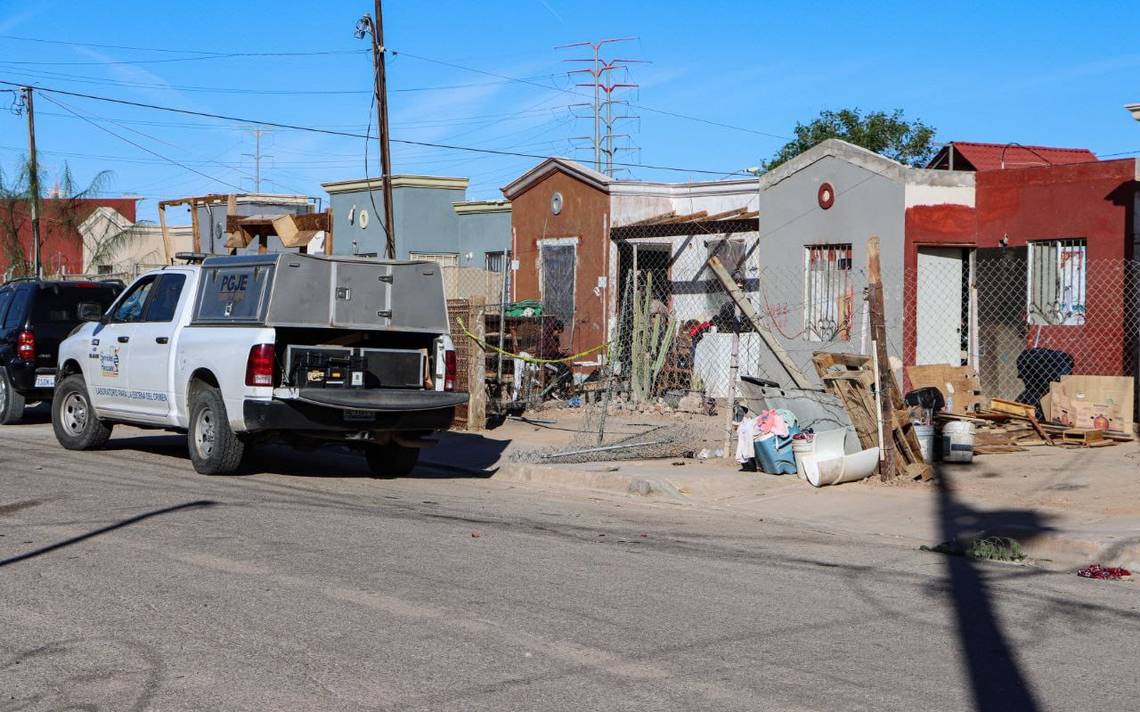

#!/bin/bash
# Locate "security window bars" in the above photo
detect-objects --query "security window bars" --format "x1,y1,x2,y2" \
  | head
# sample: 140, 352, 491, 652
485, 250, 510, 273
804, 243, 853, 342
1027, 239, 1086, 325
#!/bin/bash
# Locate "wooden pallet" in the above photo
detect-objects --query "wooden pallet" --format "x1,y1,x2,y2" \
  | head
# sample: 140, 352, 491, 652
812, 352, 932, 480
1058, 428, 1116, 448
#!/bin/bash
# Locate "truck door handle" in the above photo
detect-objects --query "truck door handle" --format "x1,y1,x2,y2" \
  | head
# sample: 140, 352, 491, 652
155, 337, 169, 344
117, 336, 130, 343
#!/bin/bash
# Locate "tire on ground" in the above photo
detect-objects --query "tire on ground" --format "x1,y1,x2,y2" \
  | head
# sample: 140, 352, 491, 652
365, 443, 420, 478
187, 383, 246, 475
0, 368, 26, 425
52, 374, 112, 450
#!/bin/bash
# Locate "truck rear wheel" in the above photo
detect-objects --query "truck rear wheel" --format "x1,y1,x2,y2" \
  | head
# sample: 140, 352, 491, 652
365, 443, 420, 478
188, 384, 246, 475
0, 369, 26, 425
52, 374, 112, 450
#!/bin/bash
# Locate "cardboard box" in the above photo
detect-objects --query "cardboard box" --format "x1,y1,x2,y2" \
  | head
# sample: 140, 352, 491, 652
906, 364, 984, 415
1041, 375, 1134, 431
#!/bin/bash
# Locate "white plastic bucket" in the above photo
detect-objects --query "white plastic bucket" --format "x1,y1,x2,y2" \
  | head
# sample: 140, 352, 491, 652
942, 421, 975, 463
914, 424, 935, 463
792, 440, 814, 480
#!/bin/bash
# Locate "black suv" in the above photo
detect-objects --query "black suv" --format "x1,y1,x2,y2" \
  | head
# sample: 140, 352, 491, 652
0, 279, 122, 424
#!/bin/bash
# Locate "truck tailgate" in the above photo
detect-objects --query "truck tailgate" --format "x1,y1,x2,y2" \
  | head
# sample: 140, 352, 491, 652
292, 389, 467, 412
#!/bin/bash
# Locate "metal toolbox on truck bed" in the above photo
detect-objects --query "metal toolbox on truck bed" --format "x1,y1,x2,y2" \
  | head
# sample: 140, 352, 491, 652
285, 345, 424, 389
191, 253, 449, 333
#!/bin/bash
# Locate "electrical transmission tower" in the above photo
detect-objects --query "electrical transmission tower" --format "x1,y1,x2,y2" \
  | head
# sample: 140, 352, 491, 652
242, 127, 272, 193
556, 38, 646, 176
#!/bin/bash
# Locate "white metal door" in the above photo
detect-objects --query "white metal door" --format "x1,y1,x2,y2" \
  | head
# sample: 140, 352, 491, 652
916, 247, 965, 365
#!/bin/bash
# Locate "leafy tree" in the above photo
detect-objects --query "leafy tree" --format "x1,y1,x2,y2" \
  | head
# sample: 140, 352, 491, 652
0, 159, 124, 278
764, 108, 938, 171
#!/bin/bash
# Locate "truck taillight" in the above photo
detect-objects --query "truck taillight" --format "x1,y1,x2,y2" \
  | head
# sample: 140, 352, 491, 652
245, 344, 276, 387
444, 349, 457, 392
16, 330, 35, 361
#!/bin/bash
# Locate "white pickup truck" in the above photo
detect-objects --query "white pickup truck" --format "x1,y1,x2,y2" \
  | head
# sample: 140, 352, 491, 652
52, 253, 467, 476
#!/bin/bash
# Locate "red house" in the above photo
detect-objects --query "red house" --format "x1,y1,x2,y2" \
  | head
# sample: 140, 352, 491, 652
0, 197, 139, 277
906, 142, 1137, 398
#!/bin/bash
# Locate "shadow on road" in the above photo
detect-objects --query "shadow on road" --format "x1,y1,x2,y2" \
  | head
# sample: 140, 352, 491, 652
102, 430, 511, 480
0, 500, 216, 568
934, 459, 1043, 712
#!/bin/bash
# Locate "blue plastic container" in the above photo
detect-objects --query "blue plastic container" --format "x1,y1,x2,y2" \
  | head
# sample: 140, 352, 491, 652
753, 426, 801, 475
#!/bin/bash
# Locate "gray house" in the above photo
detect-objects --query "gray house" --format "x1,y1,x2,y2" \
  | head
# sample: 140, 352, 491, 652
321, 175, 511, 269
747, 139, 975, 387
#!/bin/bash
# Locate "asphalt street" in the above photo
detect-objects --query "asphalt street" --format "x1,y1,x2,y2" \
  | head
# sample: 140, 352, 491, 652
1, 409, 1137, 711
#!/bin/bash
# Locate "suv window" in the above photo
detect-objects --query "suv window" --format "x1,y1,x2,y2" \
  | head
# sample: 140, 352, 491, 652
110, 277, 156, 324
3, 287, 31, 329
143, 274, 186, 323
31, 284, 120, 324
0, 288, 13, 326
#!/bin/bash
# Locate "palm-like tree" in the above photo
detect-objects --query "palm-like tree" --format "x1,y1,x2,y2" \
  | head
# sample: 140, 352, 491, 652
1, 158, 126, 279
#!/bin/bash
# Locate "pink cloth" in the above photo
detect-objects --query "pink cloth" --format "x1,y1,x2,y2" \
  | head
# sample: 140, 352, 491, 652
755, 409, 789, 438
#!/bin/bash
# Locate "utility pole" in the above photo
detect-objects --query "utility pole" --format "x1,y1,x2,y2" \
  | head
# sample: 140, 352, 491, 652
22, 86, 42, 278
358, 1, 397, 259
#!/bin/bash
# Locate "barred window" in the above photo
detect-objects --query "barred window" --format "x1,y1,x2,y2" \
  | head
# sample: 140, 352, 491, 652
803, 243, 853, 342
485, 250, 509, 273
1027, 239, 1086, 326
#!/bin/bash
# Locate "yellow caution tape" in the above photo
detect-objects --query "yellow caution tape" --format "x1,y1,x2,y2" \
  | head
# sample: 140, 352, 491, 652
455, 317, 608, 365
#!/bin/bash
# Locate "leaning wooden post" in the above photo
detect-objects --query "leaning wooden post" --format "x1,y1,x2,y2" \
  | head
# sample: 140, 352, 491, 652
158, 202, 173, 264
867, 236, 896, 480
467, 296, 487, 431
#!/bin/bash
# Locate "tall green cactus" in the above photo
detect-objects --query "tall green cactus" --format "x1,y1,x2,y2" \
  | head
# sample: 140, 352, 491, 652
628, 273, 676, 402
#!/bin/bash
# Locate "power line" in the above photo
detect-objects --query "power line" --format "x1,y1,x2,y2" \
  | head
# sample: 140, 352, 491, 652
391, 48, 791, 141
0, 80, 744, 176
0, 50, 369, 66
0, 63, 567, 96
36, 92, 245, 191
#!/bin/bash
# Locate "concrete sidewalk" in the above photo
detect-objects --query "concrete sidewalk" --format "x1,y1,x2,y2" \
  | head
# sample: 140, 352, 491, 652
490, 435, 1140, 573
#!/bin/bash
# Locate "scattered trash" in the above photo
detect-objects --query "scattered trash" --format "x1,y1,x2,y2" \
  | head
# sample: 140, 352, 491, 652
471, 531, 481, 539
567, 396, 582, 408
922, 536, 1026, 562
671, 461, 686, 466
1077, 564, 1131, 580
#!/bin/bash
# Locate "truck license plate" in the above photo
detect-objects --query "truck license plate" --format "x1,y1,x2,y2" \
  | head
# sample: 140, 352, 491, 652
34, 374, 56, 388
343, 409, 375, 422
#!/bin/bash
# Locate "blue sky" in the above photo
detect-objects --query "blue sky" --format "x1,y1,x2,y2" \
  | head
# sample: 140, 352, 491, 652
1, 1, 1139, 222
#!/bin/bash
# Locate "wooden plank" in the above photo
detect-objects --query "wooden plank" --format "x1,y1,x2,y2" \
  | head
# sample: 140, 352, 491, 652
990, 398, 1036, 419
466, 296, 487, 431
867, 236, 895, 480
707, 255, 810, 389
157, 204, 172, 264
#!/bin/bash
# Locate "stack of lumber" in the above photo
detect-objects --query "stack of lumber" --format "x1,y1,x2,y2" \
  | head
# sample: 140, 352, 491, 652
935, 397, 1126, 455
812, 352, 932, 480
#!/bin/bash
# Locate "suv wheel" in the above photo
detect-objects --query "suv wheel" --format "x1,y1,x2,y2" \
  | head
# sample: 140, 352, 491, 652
188, 384, 246, 475
52, 374, 112, 449
0, 369, 25, 425
365, 443, 420, 478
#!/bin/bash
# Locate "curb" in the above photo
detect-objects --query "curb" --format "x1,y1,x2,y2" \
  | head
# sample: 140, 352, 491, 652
979, 525, 1140, 572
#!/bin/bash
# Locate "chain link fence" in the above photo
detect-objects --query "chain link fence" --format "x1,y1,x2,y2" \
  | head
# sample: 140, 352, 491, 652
449, 241, 1138, 449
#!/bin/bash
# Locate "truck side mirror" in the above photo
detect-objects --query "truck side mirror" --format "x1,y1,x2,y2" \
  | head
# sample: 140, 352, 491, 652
77, 302, 104, 322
